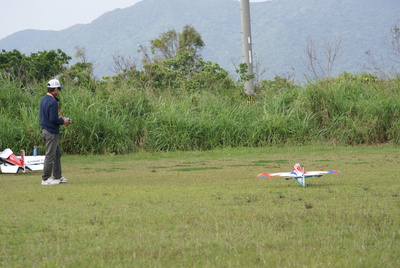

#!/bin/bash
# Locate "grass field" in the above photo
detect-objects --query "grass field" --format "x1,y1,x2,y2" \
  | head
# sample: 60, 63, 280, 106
1, 145, 399, 267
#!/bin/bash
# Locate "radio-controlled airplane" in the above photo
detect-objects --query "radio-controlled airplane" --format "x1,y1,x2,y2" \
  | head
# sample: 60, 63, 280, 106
0, 148, 45, 173
257, 163, 341, 187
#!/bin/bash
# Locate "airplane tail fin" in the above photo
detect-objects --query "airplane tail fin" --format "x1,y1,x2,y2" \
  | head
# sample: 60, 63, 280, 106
0, 149, 25, 173
293, 163, 306, 187
293, 163, 304, 175
20, 150, 26, 173
4, 150, 23, 167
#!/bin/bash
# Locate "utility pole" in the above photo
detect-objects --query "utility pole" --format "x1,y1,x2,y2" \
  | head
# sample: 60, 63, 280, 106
240, 0, 255, 96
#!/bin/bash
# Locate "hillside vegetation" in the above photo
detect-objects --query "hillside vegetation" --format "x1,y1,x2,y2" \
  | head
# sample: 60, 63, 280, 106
1, 71, 399, 155
0, 0, 399, 80
1, 19, 400, 155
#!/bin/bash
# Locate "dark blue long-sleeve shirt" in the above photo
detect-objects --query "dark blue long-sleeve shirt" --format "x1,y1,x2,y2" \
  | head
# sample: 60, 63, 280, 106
40, 93, 64, 134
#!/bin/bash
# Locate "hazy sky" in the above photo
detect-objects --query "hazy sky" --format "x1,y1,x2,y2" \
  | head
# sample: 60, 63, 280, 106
0, 0, 268, 40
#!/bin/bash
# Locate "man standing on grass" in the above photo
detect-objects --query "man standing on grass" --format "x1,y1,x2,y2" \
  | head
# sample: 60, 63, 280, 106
39, 79, 70, 185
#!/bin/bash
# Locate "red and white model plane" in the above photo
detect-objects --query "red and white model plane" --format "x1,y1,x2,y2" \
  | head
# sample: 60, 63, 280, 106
0, 148, 45, 173
257, 163, 341, 187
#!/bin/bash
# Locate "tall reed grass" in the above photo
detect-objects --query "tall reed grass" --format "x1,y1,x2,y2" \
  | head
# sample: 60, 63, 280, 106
1, 74, 399, 154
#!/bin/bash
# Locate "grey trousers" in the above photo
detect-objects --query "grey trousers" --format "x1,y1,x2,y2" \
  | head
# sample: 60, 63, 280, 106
42, 129, 62, 180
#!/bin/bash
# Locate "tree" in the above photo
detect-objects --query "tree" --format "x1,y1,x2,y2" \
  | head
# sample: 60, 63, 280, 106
149, 25, 204, 63
131, 25, 207, 90
363, 21, 400, 79
0, 49, 71, 84
303, 37, 341, 80
178, 25, 204, 59
0, 49, 29, 82
389, 20, 400, 65
150, 30, 179, 61
29, 49, 71, 81
113, 26, 234, 92
63, 46, 96, 90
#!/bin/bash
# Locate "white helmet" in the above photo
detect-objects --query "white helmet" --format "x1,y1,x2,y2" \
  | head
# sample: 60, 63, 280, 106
47, 79, 64, 89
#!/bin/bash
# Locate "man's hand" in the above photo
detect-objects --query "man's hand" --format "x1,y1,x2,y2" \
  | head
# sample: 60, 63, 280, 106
62, 117, 70, 126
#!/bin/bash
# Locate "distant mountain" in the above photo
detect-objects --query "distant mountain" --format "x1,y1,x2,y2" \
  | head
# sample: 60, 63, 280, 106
1, 0, 399, 82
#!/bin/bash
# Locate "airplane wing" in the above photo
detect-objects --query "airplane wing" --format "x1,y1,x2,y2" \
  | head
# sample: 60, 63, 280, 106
258, 170, 341, 178
257, 172, 298, 178
24, 156, 45, 165
304, 170, 341, 177
26, 164, 44, 171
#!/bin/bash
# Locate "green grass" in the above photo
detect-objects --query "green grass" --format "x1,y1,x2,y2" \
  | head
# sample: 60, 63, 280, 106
1, 145, 399, 267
